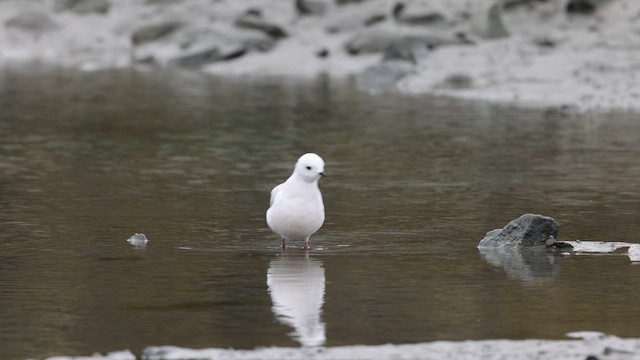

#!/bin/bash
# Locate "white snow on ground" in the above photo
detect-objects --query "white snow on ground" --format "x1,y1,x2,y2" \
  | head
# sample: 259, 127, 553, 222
1, 0, 640, 112
399, 0, 640, 111
41, 333, 640, 360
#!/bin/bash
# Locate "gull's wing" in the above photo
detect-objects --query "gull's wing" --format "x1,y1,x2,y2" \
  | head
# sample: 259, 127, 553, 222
270, 183, 284, 207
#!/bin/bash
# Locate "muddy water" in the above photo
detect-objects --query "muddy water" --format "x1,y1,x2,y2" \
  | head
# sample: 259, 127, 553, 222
1, 66, 640, 360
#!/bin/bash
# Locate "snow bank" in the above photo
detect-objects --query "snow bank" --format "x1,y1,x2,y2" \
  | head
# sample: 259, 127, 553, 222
41, 333, 640, 360
1, 0, 639, 112
142, 332, 640, 360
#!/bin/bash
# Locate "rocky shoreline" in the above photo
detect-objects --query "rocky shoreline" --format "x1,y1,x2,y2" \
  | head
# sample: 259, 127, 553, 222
1, 0, 639, 112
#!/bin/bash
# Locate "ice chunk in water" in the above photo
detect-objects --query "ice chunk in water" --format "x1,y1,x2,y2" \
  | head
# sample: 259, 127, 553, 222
126, 233, 148, 247
566, 331, 608, 340
45, 349, 135, 360
629, 244, 640, 262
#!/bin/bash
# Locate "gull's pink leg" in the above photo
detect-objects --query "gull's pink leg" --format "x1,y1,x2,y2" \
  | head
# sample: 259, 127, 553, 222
281, 238, 286, 248
303, 240, 310, 250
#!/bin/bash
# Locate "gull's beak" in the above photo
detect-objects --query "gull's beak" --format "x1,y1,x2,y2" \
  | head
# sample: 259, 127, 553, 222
319, 171, 326, 177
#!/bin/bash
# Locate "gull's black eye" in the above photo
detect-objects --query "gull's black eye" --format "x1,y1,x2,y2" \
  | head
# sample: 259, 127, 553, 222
306, 166, 312, 170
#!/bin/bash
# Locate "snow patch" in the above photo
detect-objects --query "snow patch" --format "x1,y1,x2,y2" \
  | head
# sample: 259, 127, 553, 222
141, 334, 640, 360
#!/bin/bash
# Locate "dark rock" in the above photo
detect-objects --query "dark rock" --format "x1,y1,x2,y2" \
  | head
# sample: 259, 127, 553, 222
566, 0, 596, 14
172, 47, 220, 68
346, 32, 470, 56
316, 48, 329, 58
383, 37, 430, 63
145, 0, 183, 4
243, 37, 277, 52
478, 214, 560, 247
503, 0, 551, 11
220, 47, 247, 61
533, 37, 556, 48
471, 2, 509, 39
603, 347, 637, 356
455, 31, 475, 45
135, 55, 157, 65
364, 14, 386, 27
55, 0, 110, 14
327, 11, 384, 33
131, 21, 182, 45
435, 73, 474, 90
5, 11, 58, 33
485, 2, 508, 38
357, 61, 412, 94
326, 7, 389, 33
235, 9, 287, 39
392, 2, 446, 26
546, 241, 574, 250
171, 44, 246, 68
345, 32, 394, 55
296, 0, 326, 16
543, 104, 580, 116
336, 0, 369, 4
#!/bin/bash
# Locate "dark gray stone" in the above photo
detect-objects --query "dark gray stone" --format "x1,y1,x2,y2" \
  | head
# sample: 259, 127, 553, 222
346, 32, 470, 56
503, 0, 551, 11
296, 0, 326, 16
131, 21, 182, 45
55, 0, 110, 14
485, 2, 508, 38
478, 214, 560, 247
243, 37, 277, 52
383, 37, 430, 63
533, 37, 556, 48
5, 11, 58, 33
357, 61, 413, 93
344, 32, 394, 55
135, 55, 156, 65
567, 0, 593, 14
172, 47, 220, 68
336, 0, 370, 4
145, 0, 183, 4
566, 0, 601, 14
364, 14, 386, 27
235, 9, 287, 39
316, 48, 330, 58
435, 73, 474, 90
472, 2, 509, 39
392, 2, 446, 26
166, 31, 275, 68
171, 44, 246, 68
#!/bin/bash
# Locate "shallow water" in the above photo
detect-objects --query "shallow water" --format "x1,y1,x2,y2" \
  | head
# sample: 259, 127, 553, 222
1, 65, 640, 360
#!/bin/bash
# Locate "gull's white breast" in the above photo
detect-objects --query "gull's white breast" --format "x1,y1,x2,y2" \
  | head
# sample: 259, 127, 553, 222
267, 182, 324, 241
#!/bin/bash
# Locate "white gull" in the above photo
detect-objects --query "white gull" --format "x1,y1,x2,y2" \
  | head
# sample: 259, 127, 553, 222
266, 153, 325, 250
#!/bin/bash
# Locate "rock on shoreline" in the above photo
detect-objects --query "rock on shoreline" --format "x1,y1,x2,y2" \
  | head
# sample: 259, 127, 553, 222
1, 0, 640, 112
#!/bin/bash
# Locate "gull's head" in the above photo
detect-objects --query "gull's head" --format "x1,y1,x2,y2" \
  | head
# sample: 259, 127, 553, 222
294, 153, 325, 182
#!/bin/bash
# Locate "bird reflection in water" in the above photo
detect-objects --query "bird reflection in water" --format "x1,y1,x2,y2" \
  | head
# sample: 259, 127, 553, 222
267, 255, 326, 347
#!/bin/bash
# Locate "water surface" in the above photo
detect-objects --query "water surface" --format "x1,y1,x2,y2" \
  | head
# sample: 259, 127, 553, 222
1, 66, 640, 360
